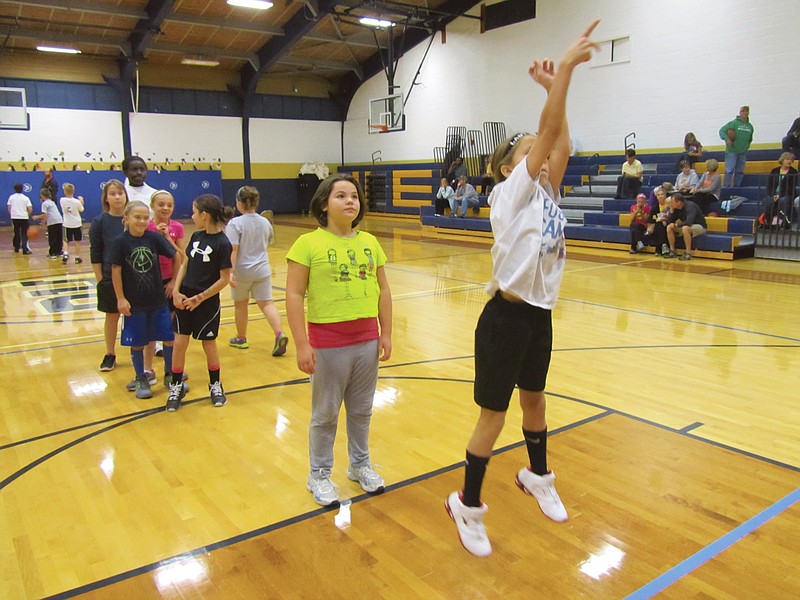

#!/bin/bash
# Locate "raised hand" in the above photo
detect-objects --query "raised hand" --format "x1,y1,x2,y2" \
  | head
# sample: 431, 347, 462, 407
529, 59, 556, 91
562, 18, 601, 67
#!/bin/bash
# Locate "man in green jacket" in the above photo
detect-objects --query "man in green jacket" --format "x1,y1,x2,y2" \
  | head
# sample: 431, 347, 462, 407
719, 106, 754, 187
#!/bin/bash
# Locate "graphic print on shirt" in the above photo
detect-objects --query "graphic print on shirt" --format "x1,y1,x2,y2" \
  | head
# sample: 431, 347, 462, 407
326, 242, 376, 298
542, 195, 567, 260
191, 241, 213, 262
128, 245, 160, 295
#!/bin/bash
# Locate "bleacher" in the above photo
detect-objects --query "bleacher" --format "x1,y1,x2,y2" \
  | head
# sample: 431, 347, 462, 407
417, 148, 780, 260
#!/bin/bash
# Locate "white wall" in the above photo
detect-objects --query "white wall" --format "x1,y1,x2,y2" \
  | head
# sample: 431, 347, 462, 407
0, 108, 122, 165
344, 0, 800, 162
130, 113, 243, 163
248, 118, 341, 163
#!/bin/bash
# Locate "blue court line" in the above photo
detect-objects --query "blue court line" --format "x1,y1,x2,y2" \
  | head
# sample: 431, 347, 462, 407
626, 487, 800, 599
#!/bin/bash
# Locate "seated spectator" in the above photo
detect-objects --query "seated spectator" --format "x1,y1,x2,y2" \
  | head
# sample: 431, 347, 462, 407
664, 193, 707, 261
761, 152, 797, 228
647, 182, 674, 215
453, 175, 480, 217
435, 177, 456, 216
615, 149, 643, 199
447, 157, 467, 188
646, 185, 672, 255
480, 161, 494, 195
781, 114, 800, 158
628, 193, 651, 254
674, 161, 699, 194
690, 159, 722, 216
676, 132, 703, 170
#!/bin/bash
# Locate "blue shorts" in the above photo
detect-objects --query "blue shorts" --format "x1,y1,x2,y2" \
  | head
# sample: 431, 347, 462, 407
121, 306, 175, 347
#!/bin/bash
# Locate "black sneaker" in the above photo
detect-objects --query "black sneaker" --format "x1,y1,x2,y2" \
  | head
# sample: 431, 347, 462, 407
99, 354, 116, 371
61, 254, 69, 264
209, 381, 227, 407
166, 382, 187, 412
75, 257, 83, 264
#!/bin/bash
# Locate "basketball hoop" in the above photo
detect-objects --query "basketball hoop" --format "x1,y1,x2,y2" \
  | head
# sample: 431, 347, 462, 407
369, 124, 389, 134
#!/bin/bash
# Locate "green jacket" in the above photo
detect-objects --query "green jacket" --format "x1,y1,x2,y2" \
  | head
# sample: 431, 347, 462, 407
719, 116, 754, 154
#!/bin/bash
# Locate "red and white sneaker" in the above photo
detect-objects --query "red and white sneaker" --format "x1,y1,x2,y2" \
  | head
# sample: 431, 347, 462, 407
515, 468, 568, 522
445, 491, 492, 557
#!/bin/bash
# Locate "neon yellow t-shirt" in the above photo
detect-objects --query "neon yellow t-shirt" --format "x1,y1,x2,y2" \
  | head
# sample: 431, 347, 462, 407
286, 227, 387, 323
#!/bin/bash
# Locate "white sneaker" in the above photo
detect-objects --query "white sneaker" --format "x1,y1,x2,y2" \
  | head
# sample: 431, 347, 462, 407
515, 469, 568, 522
636, 240, 645, 251
154, 341, 164, 357
307, 470, 339, 506
445, 491, 492, 557
347, 464, 384, 493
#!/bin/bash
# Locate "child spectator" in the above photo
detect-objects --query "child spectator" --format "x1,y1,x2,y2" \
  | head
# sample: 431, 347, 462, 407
124, 190, 186, 393
34, 188, 65, 259
111, 201, 180, 399
445, 20, 600, 557
166, 194, 233, 412
7, 182, 33, 255
629, 193, 651, 254
60, 183, 85, 264
676, 132, 703, 169
435, 177, 455, 216
90, 180, 129, 371
227, 186, 289, 355
674, 161, 699, 194
286, 174, 393, 507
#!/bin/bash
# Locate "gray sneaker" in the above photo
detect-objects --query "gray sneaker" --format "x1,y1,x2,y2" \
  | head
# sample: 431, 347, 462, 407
679, 252, 692, 261
134, 373, 153, 399
165, 382, 187, 412
127, 370, 157, 392
347, 464, 385, 493
307, 470, 339, 506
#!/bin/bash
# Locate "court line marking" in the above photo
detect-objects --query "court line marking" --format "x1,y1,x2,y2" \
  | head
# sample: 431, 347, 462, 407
40, 409, 613, 600
625, 487, 800, 599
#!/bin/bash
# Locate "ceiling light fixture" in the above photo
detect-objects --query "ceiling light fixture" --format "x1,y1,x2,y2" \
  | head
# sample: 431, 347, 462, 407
359, 17, 396, 28
181, 57, 220, 67
37, 45, 81, 54
227, 0, 273, 9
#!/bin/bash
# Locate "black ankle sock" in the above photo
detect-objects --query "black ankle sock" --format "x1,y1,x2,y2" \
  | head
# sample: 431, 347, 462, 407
462, 451, 490, 507
171, 370, 183, 386
208, 368, 220, 385
523, 427, 548, 475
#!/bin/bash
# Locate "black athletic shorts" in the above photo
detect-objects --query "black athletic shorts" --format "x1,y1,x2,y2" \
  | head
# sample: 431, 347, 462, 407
173, 293, 221, 340
474, 291, 553, 412
96, 277, 118, 314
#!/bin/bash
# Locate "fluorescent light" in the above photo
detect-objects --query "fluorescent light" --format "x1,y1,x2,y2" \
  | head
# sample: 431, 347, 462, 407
181, 57, 220, 67
359, 17, 395, 28
227, 0, 273, 9
37, 45, 81, 54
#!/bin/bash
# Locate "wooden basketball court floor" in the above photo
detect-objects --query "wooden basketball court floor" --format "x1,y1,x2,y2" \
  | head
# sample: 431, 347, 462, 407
1, 214, 798, 599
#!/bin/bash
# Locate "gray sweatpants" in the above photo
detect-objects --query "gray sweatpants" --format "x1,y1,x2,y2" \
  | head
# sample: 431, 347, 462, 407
309, 340, 379, 474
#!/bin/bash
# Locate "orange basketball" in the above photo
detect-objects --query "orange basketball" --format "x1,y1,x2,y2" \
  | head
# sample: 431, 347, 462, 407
27, 225, 40, 240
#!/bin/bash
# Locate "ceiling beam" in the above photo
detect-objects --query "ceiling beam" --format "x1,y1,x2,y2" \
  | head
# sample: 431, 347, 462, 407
5, 26, 131, 54
0, 0, 147, 19
238, 0, 340, 100
276, 55, 362, 78
150, 42, 259, 69
121, 0, 176, 80
165, 12, 283, 36
305, 30, 384, 49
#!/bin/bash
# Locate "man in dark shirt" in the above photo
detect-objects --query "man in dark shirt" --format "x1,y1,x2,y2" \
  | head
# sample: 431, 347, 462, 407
664, 193, 707, 261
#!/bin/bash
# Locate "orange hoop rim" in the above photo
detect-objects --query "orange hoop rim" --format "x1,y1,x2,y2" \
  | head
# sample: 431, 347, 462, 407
369, 124, 389, 133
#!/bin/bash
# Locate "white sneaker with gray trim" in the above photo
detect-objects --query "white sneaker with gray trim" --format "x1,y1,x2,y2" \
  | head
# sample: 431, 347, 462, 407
347, 464, 385, 493
307, 470, 339, 506
445, 491, 491, 557
515, 468, 568, 522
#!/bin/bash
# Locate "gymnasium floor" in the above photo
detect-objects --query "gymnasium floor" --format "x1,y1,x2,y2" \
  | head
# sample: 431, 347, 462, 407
1, 214, 798, 599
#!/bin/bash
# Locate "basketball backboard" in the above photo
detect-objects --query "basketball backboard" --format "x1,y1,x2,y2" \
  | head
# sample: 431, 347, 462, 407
368, 93, 404, 134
